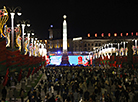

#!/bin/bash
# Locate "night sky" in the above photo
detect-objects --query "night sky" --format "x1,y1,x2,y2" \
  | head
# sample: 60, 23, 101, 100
1, 0, 138, 39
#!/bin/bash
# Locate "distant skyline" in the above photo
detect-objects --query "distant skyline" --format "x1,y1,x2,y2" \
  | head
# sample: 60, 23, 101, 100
1, 0, 138, 39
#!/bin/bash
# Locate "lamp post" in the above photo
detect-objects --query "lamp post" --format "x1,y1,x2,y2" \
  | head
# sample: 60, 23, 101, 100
25, 29, 34, 45
17, 20, 30, 52
135, 39, 137, 54
7, 6, 22, 50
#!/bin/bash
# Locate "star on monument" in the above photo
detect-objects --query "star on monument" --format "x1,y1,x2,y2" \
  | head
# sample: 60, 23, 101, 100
63, 15, 67, 19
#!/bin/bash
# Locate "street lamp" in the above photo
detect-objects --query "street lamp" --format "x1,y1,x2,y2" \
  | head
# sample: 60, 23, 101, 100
17, 20, 30, 52
24, 29, 34, 45
7, 6, 22, 50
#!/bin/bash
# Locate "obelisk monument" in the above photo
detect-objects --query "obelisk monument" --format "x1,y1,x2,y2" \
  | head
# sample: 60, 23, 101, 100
61, 15, 70, 65
63, 15, 67, 53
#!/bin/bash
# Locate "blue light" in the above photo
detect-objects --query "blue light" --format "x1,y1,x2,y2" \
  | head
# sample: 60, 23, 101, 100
50, 25, 53, 28
58, 51, 61, 54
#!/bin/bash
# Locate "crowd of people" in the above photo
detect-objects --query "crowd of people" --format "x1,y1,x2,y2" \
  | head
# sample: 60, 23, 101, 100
1, 66, 138, 102
27, 66, 138, 102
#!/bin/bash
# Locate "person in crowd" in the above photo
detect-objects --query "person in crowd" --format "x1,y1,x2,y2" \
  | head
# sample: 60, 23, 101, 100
37, 85, 41, 93
33, 89, 37, 101
37, 91, 41, 102
73, 90, 79, 102
19, 88, 25, 102
84, 89, 90, 101
128, 90, 135, 102
55, 91, 62, 101
9, 88, 12, 102
49, 93, 55, 102
44, 83, 47, 95
31, 95, 35, 102
13, 88, 17, 102
27, 89, 32, 102
1, 87, 7, 101
43, 95, 48, 102
62, 91, 67, 102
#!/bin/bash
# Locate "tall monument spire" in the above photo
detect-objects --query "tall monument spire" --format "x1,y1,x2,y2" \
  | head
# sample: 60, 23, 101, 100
61, 15, 70, 65
63, 15, 67, 53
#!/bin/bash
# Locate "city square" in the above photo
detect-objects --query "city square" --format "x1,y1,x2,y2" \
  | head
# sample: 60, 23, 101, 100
0, 1, 138, 102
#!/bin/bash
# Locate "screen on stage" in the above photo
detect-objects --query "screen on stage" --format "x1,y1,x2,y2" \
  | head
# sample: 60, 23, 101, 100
49, 55, 92, 66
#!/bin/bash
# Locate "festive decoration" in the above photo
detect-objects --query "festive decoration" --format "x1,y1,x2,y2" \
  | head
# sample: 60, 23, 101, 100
15, 26, 21, 51
0, 6, 9, 37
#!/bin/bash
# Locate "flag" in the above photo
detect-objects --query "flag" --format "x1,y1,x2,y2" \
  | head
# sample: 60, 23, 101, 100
31, 67, 35, 75
27, 68, 31, 78
2, 68, 9, 86
18, 69, 22, 82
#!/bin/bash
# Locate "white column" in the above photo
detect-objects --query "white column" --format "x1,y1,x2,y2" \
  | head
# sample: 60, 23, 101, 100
63, 15, 67, 53
27, 33, 30, 45
123, 42, 125, 49
10, 13, 15, 49
21, 24, 25, 50
135, 40, 137, 48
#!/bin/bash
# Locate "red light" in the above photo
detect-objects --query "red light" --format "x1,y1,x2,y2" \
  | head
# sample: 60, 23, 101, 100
136, 32, 138, 36
120, 33, 123, 36
131, 32, 133, 36
126, 33, 128, 36
101, 33, 104, 37
88, 33, 90, 37
95, 33, 97, 37
108, 33, 111, 37
114, 33, 117, 37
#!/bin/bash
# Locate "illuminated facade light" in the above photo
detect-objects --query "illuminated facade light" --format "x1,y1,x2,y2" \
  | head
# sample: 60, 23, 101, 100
73, 37, 82, 41
40, 40, 42, 42
108, 33, 111, 37
88, 33, 90, 37
114, 33, 117, 37
131, 32, 133, 36
101, 33, 104, 37
120, 33, 123, 36
44, 40, 47, 43
126, 33, 128, 36
136, 32, 138, 36
95, 33, 97, 37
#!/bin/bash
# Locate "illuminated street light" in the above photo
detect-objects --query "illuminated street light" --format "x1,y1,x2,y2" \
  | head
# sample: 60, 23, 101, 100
17, 20, 30, 52
25, 29, 34, 45
7, 6, 22, 50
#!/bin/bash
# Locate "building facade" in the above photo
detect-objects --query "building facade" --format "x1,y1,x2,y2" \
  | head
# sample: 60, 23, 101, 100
47, 27, 136, 54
